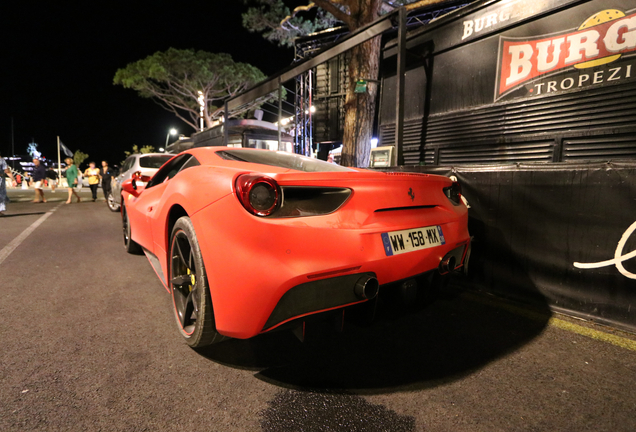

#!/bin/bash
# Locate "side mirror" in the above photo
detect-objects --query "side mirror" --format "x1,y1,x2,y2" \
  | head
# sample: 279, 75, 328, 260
123, 171, 153, 197
121, 178, 140, 197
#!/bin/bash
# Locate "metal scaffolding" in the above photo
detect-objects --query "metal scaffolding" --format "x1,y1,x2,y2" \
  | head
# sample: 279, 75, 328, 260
294, 70, 313, 156
289, 2, 468, 157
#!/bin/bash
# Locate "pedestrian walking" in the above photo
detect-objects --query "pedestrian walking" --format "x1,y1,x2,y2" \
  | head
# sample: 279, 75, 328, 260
100, 160, 113, 202
46, 168, 58, 193
1, 152, 17, 216
31, 158, 47, 203
84, 161, 101, 202
64, 157, 81, 204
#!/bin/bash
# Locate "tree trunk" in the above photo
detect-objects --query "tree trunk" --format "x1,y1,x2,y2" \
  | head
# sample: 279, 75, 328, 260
338, 0, 382, 167
340, 35, 381, 167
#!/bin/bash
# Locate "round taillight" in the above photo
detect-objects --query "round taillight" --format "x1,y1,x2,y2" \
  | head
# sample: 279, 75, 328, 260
236, 174, 280, 216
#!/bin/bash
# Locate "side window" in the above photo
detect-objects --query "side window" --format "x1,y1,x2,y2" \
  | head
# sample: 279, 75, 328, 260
122, 157, 134, 173
146, 154, 194, 189
179, 155, 200, 172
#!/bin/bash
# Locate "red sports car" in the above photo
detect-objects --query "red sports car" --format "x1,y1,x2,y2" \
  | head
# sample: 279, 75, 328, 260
121, 148, 470, 347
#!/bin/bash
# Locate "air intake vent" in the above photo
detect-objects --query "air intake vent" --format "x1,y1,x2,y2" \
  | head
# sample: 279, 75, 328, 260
379, 81, 636, 165
439, 141, 554, 165
380, 118, 424, 164
563, 135, 636, 161
425, 84, 636, 147
424, 148, 435, 165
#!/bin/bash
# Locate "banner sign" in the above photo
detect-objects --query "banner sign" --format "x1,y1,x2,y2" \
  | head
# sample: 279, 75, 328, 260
459, 0, 561, 44
411, 0, 575, 54
403, 0, 636, 115
495, 7, 636, 100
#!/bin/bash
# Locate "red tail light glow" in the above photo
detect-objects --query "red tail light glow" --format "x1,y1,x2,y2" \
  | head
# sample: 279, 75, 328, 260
236, 174, 281, 217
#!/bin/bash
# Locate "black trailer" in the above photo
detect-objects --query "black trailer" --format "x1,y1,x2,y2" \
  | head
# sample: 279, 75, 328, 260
166, 120, 294, 154
380, 0, 636, 165
379, 0, 636, 332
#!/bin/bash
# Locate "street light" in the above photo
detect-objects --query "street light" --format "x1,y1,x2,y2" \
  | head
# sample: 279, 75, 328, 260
165, 128, 178, 149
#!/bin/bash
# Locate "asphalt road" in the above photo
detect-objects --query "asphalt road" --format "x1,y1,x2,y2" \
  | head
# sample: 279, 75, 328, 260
1, 187, 636, 431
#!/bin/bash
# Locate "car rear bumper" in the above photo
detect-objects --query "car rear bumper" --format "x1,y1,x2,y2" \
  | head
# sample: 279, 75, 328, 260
192, 195, 470, 339
260, 272, 376, 332
261, 241, 469, 333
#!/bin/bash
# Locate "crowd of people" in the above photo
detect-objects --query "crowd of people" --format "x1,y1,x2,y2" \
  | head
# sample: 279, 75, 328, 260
60, 159, 115, 203
0, 154, 116, 215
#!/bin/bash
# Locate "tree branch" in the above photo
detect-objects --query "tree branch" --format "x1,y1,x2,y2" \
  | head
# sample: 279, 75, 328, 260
114, 49, 268, 132
149, 98, 199, 131
405, 0, 449, 11
145, 87, 196, 113
312, 0, 352, 27
280, 2, 316, 28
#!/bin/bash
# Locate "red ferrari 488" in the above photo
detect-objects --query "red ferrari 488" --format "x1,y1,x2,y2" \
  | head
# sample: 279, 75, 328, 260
121, 148, 470, 347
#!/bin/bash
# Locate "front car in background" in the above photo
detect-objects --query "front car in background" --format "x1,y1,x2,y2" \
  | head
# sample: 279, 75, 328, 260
120, 148, 470, 347
107, 153, 173, 212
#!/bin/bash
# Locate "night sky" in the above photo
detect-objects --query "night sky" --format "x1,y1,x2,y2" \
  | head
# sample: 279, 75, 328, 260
1, 1, 294, 167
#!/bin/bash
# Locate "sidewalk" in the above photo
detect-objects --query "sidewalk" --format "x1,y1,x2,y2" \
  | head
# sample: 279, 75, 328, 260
6, 187, 105, 203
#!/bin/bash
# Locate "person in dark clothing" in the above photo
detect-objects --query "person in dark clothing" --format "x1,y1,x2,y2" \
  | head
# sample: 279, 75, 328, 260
101, 161, 113, 201
31, 159, 47, 203
45, 168, 58, 192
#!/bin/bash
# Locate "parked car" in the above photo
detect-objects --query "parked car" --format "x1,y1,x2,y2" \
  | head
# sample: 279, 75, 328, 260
107, 153, 173, 211
120, 147, 471, 347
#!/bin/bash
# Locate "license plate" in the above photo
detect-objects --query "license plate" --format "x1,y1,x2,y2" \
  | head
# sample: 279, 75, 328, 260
381, 225, 445, 256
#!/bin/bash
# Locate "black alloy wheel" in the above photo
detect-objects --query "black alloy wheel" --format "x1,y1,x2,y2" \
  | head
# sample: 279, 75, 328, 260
107, 191, 120, 212
122, 204, 142, 254
169, 217, 226, 348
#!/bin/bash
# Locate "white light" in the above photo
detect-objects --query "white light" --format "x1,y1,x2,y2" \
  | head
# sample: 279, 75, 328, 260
165, 128, 179, 147
158, 147, 165, 152
309, 106, 316, 113
371, 138, 378, 148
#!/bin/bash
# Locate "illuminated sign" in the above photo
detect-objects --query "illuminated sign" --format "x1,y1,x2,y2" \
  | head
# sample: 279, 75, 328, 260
496, 9, 636, 100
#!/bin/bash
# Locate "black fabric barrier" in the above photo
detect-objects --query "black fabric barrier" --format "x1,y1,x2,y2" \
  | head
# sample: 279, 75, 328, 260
394, 162, 636, 333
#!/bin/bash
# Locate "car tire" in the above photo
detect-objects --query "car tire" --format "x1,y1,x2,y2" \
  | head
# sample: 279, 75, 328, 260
122, 204, 143, 255
107, 191, 120, 212
169, 216, 227, 348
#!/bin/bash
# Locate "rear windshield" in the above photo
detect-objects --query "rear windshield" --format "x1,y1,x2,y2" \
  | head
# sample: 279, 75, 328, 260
139, 155, 172, 169
216, 149, 354, 173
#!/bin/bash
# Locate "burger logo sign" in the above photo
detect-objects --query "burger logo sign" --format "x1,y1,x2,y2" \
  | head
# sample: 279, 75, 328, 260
495, 9, 636, 101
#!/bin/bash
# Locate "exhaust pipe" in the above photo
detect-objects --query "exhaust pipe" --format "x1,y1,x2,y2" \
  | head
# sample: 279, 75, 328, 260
439, 255, 456, 275
354, 276, 379, 300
